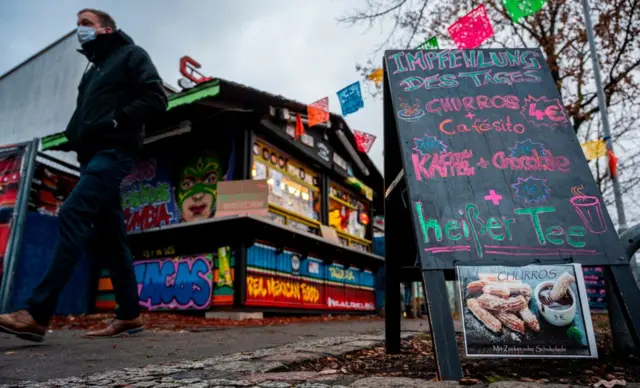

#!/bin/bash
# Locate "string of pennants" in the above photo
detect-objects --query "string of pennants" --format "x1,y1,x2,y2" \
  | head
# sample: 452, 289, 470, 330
301, 0, 620, 169
361, 0, 621, 178
300, 0, 549, 155
581, 139, 619, 178
302, 78, 377, 154
367, 0, 550, 86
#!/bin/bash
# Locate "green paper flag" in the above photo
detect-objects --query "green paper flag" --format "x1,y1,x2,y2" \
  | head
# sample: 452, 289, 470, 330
416, 36, 439, 50
503, 0, 547, 22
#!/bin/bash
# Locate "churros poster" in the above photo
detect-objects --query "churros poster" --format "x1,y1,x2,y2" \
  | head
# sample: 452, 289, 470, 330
457, 264, 597, 358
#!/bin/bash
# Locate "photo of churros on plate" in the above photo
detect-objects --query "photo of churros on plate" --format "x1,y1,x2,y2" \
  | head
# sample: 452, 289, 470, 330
458, 265, 596, 357
464, 271, 579, 336
466, 273, 540, 336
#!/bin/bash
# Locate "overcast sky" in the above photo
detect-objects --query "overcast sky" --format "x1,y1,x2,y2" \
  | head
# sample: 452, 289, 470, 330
0, 0, 389, 172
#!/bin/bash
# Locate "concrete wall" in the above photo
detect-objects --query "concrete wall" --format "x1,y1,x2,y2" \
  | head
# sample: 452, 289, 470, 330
0, 31, 84, 165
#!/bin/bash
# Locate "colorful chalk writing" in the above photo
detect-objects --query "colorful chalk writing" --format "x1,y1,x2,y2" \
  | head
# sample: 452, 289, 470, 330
413, 135, 447, 155
400, 70, 543, 91
484, 190, 503, 206
424, 95, 521, 114
520, 95, 568, 127
411, 150, 475, 180
414, 201, 593, 259
135, 256, 212, 310
509, 139, 546, 157
493, 150, 570, 172
439, 116, 526, 136
388, 50, 543, 75
511, 176, 551, 203
476, 158, 490, 168
385, 48, 623, 268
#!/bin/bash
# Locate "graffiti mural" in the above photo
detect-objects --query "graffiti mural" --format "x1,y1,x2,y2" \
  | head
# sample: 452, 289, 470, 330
95, 247, 235, 311
325, 263, 376, 311
135, 256, 213, 310
120, 142, 236, 232
245, 243, 376, 311
247, 273, 324, 307
174, 150, 224, 222
121, 158, 180, 233
213, 246, 235, 305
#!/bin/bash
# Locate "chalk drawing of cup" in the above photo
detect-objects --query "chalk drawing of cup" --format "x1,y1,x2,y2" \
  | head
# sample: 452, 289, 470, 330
570, 195, 607, 234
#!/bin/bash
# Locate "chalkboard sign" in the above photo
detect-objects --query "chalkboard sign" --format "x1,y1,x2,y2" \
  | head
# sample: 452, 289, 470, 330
583, 266, 607, 310
384, 49, 623, 269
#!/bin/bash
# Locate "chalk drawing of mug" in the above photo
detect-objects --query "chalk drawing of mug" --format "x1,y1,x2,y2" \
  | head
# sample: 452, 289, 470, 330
397, 102, 425, 122
570, 185, 607, 234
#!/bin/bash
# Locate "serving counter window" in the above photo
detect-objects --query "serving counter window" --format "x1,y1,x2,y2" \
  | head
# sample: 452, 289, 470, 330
328, 182, 371, 252
252, 139, 321, 235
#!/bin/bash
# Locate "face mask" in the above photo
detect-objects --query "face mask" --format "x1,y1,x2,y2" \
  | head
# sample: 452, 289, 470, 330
77, 26, 97, 45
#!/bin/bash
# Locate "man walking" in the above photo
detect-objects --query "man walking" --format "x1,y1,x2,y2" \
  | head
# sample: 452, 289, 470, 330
0, 9, 167, 342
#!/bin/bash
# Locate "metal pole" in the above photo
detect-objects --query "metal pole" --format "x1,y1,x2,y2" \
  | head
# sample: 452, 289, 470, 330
0, 139, 39, 312
580, 0, 628, 232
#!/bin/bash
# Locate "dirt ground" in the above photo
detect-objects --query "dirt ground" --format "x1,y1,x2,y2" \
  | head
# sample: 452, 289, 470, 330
48, 311, 380, 331
284, 314, 640, 385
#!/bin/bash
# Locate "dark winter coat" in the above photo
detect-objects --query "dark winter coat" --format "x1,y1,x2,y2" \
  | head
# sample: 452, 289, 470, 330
65, 30, 168, 164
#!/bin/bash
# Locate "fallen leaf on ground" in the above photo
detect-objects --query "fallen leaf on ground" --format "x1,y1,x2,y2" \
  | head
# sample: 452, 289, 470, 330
593, 378, 626, 388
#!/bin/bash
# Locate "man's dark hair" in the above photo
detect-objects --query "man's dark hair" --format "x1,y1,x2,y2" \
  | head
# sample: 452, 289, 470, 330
77, 8, 117, 30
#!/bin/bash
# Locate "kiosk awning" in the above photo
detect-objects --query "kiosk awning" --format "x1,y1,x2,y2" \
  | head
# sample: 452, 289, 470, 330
40, 79, 222, 152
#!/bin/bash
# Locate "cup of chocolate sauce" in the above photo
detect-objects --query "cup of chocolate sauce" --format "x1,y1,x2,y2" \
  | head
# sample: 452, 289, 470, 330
534, 281, 576, 327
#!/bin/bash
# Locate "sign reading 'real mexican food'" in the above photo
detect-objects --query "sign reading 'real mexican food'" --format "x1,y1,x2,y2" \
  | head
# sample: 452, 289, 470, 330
457, 264, 597, 358
383, 49, 623, 268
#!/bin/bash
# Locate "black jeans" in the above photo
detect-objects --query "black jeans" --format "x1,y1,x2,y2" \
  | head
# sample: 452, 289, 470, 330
27, 150, 140, 325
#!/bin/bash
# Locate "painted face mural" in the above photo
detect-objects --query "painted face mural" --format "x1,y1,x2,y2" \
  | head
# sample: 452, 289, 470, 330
175, 153, 222, 222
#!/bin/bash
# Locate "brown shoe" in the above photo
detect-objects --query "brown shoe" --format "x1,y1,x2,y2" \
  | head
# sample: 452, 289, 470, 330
0, 310, 46, 342
85, 317, 144, 338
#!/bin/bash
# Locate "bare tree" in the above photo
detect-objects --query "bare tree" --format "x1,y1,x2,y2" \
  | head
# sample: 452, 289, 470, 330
340, 0, 640, 224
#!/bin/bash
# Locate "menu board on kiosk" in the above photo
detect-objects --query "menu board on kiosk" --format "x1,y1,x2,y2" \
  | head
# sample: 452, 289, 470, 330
384, 48, 624, 269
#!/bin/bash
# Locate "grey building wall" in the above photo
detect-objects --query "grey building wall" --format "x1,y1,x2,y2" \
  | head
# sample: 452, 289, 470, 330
0, 30, 86, 165
0, 31, 176, 166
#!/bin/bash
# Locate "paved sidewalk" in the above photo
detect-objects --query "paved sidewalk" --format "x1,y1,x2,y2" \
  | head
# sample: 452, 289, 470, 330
0, 318, 430, 384
2, 325, 633, 388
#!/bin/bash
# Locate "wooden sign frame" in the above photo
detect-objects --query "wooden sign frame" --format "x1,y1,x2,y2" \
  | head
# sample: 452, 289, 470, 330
382, 50, 640, 380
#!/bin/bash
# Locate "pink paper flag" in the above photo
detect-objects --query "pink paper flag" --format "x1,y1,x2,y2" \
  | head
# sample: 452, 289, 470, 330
354, 130, 377, 153
307, 97, 330, 128
447, 4, 494, 49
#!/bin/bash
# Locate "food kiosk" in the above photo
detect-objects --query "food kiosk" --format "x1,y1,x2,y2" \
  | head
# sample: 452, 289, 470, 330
35, 76, 384, 314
